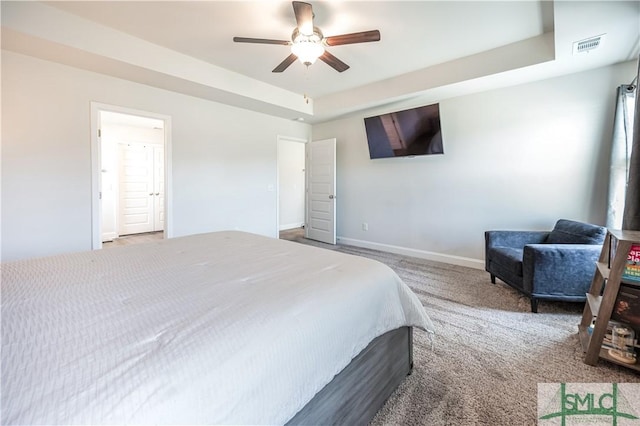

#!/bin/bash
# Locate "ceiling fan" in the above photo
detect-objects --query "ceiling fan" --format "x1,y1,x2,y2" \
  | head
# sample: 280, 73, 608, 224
233, 1, 381, 73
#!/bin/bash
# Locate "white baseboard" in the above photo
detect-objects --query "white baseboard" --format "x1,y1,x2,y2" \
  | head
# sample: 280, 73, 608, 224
279, 223, 304, 231
337, 237, 484, 270
101, 232, 118, 242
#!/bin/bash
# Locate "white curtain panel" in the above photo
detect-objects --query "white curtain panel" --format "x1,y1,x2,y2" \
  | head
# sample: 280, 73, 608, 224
606, 84, 636, 229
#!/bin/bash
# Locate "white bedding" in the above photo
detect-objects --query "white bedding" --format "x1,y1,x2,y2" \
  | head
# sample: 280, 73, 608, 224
1, 231, 434, 425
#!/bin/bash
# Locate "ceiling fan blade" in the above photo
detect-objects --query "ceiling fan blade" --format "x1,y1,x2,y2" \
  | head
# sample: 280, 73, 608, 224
319, 51, 349, 72
273, 53, 298, 73
324, 30, 381, 46
292, 1, 314, 35
233, 37, 290, 45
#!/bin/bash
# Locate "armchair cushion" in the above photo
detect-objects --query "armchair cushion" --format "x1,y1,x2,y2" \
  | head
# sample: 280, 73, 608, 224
489, 247, 524, 277
546, 219, 606, 245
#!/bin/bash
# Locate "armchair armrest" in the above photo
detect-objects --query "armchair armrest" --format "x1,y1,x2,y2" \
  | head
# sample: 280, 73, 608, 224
485, 230, 549, 271
522, 244, 602, 296
485, 231, 549, 249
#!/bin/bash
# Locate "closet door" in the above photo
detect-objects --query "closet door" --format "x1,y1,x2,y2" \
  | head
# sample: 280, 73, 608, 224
118, 144, 154, 235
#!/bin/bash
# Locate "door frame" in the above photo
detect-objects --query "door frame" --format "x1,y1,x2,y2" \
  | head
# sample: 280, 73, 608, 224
276, 135, 308, 238
90, 102, 173, 249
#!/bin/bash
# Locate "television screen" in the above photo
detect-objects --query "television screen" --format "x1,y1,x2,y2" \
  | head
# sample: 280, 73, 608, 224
364, 103, 443, 159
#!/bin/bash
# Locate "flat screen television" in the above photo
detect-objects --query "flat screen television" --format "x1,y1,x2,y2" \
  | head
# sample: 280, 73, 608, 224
364, 103, 443, 159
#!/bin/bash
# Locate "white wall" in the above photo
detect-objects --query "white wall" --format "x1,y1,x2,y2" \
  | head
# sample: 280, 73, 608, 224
277, 139, 306, 231
1, 51, 309, 262
312, 61, 637, 268
2, 49, 635, 266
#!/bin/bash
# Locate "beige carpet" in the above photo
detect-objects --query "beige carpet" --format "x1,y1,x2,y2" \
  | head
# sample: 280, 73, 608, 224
279, 231, 640, 425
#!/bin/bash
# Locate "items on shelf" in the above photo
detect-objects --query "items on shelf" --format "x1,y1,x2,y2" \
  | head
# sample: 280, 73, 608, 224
588, 317, 639, 352
578, 229, 640, 371
623, 244, 640, 283
608, 324, 637, 364
611, 284, 640, 327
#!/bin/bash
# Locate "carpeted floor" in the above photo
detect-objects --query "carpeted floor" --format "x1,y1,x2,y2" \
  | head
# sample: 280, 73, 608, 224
279, 229, 640, 425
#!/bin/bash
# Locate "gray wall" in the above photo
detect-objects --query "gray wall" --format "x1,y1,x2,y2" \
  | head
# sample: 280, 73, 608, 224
2, 48, 636, 267
313, 61, 637, 268
1, 50, 310, 262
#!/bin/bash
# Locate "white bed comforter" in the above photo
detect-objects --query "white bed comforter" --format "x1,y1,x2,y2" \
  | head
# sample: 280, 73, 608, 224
1, 231, 434, 425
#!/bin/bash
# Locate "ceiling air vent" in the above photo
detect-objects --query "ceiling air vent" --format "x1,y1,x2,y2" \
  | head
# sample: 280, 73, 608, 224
573, 34, 605, 55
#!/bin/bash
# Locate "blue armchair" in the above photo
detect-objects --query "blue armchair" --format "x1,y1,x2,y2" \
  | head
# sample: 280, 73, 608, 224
485, 219, 606, 312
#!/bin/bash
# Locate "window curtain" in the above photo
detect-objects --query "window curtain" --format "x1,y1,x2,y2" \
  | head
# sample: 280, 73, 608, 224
622, 58, 640, 231
606, 84, 636, 229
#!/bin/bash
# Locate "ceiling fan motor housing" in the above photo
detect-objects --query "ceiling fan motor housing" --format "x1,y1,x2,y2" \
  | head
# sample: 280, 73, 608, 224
291, 27, 325, 65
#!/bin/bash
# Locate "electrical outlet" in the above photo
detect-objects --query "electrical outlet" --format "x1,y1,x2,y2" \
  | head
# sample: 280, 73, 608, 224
362, 222, 369, 231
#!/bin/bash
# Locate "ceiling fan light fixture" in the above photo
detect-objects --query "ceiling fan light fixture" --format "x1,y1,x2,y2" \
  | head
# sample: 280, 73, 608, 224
291, 28, 325, 65
233, 2, 380, 73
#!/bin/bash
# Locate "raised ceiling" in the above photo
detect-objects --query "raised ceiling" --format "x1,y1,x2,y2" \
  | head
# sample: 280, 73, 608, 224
46, 1, 552, 98
2, 1, 639, 123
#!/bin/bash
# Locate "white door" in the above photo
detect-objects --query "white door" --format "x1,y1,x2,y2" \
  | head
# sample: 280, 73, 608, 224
306, 138, 336, 244
118, 144, 154, 235
153, 146, 165, 232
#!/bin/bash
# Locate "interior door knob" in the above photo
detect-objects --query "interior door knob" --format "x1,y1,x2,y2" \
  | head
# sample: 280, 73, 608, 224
329, 195, 335, 199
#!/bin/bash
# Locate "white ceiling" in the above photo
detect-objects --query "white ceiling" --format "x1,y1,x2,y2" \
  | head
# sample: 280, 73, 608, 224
45, 1, 551, 98
2, 1, 639, 123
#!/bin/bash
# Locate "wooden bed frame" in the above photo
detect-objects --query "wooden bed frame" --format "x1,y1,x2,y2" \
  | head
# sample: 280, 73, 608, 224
287, 326, 413, 425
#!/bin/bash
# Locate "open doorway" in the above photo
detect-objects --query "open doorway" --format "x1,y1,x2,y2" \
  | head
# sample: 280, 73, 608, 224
277, 136, 306, 240
91, 103, 172, 249
277, 136, 337, 245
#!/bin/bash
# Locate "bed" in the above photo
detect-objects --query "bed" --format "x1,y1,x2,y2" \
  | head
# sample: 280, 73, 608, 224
1, 231, 434, 425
